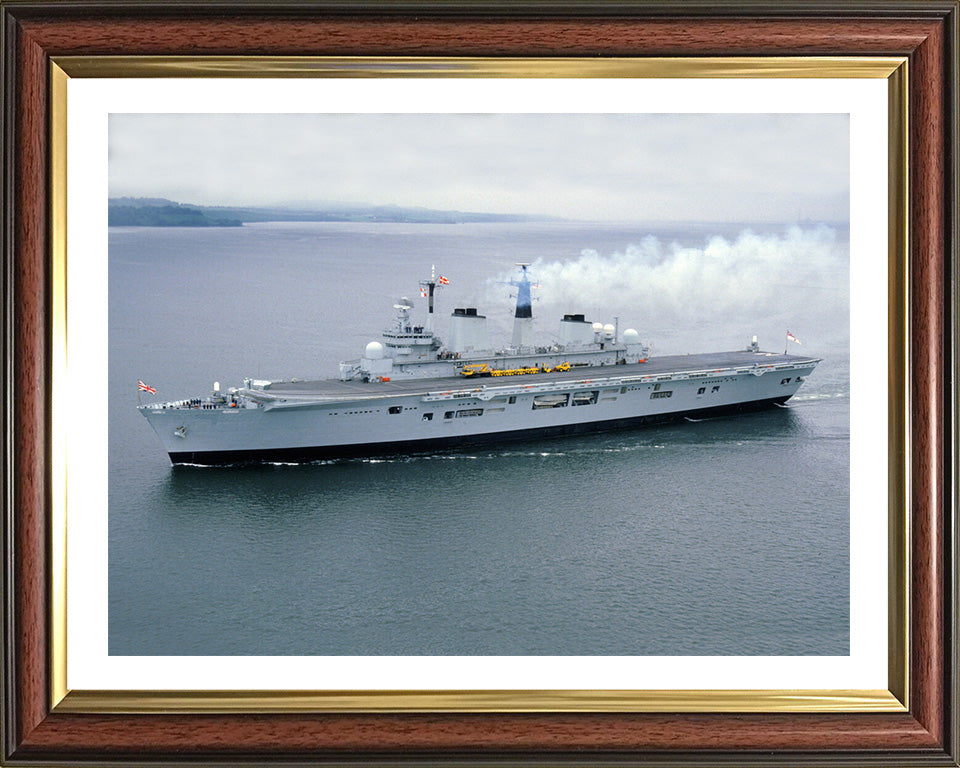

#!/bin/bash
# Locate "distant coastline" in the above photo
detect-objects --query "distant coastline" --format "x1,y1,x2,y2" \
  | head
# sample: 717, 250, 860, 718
108, 197, 555, 227
109, 202, 242, 227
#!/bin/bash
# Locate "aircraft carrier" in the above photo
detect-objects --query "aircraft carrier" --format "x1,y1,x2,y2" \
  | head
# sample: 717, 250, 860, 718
139, 265, 820, 465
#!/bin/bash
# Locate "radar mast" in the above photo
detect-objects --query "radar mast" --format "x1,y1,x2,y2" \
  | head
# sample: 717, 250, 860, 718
509, 263, 535, 350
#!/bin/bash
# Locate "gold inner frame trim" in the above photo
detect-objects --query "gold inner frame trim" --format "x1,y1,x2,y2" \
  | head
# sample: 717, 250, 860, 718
49, 55, 909, 715
886, 60, 910, 709
56, 688, 903, 715
50, 61, 69, 710
53, 55, 904, 79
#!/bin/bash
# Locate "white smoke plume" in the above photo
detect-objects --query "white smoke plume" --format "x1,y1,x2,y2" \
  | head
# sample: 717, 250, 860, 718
486, 226, 849, 355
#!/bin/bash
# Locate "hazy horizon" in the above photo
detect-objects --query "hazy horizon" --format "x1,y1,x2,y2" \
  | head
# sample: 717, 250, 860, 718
108, 194, 851, 229
109, 113, 849, 224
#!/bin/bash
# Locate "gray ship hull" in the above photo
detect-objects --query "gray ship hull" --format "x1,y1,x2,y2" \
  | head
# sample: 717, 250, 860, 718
165, 394, 790, 465
140, 350, 819, 465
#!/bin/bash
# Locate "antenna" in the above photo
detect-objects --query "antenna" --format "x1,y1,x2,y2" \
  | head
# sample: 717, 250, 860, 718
419, 267, 444, 332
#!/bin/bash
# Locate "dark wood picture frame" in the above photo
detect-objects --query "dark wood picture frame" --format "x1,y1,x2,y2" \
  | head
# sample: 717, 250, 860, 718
2, 2, 957, 765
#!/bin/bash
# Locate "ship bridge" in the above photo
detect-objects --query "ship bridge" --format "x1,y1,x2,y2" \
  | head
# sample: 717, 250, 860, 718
380, 296, 441, 358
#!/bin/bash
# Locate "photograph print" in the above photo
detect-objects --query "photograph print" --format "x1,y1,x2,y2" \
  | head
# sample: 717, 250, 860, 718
108, 112, 850, 657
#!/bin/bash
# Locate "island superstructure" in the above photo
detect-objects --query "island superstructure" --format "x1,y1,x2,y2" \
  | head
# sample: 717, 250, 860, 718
139, 265, 820, 465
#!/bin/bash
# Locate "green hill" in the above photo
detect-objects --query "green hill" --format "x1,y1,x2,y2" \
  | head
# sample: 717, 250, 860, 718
108, 197, 553, 226
108, 201, 242, 227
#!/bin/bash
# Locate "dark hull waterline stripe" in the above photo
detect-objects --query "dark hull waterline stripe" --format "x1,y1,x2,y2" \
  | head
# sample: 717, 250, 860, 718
168, 395, 792, 466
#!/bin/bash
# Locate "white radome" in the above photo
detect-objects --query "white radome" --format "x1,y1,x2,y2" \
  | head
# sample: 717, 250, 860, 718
622, 328, 640, 344
364, 341, 385, 359
603, 323, 616, 338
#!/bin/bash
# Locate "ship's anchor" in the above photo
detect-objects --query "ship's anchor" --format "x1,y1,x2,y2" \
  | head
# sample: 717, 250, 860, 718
174, 425, 187, 439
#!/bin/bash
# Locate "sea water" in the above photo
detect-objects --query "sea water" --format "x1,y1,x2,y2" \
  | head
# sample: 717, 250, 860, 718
108, 221, 849, 655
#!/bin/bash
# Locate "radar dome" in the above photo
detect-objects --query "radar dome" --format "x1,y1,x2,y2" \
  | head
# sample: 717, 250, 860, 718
622, 328, 640, 344
364, 341, 385, 360
603, 323, 616, 338
592, 322, 604, 333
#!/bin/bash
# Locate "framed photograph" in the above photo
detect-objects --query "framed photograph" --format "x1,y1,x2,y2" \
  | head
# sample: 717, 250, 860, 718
2, 2, 957, 766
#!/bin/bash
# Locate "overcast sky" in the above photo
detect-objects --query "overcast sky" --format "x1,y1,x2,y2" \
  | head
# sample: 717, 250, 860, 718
109, 113, 848, 222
